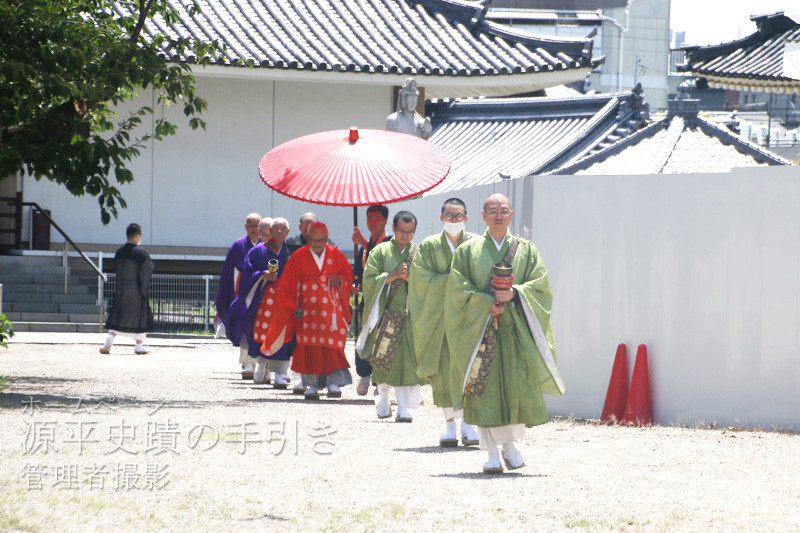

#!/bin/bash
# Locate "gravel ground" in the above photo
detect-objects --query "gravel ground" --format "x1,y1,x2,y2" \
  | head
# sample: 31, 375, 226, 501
1, 333, 799, 532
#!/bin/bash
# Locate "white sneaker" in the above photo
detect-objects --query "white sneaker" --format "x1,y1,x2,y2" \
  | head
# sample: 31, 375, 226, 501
254, 360, 269, 384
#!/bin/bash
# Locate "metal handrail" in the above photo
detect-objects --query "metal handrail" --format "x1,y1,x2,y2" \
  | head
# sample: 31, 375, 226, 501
19, 202, 107, 282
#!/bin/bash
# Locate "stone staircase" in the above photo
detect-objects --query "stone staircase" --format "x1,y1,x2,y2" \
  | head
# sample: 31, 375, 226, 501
0, 254, 104, 332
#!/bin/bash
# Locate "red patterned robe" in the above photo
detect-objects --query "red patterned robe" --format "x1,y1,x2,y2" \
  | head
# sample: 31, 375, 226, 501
262, 244, 353, 377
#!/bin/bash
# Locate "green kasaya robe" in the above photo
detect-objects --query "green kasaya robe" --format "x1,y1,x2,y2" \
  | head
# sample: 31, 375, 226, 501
356, 238, 426, 387
445, 230, 565, 428
408, 231, 473, 408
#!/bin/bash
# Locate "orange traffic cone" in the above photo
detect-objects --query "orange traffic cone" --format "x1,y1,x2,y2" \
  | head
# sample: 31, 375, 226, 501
601, 344, 628, 423
622, 344, 652, 425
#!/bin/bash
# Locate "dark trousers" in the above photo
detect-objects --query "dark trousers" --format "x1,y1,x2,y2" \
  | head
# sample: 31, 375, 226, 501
354, 297, 372, 378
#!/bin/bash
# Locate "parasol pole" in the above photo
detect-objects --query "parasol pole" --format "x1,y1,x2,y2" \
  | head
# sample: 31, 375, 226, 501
353, 205, 360, 336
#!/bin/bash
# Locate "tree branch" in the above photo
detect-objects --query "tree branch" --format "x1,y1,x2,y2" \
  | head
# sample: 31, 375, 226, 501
129, 0, 155, 43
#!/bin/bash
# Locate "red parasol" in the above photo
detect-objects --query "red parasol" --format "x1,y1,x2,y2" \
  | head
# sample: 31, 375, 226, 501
259, 127, 450, 205
258, 126, 451, 333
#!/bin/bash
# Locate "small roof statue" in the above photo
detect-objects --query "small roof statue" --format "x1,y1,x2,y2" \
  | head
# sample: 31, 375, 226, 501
386, 78, 432, 139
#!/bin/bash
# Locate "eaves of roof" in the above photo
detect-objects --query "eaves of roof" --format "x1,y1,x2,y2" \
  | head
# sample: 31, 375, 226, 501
690, 75, 800, 95
193, 62, 594, 99
550, 112, 792, 175
693, 116, 794, 166
118, 0, 600, 88
423, 90, 648, 194
680, 12, 800, 90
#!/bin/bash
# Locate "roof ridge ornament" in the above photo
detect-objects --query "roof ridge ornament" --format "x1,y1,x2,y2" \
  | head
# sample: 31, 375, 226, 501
470, 0, 491, 30
667, 79, 699, 120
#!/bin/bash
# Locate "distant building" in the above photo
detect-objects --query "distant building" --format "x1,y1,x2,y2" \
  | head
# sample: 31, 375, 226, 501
485, 0, 671, 109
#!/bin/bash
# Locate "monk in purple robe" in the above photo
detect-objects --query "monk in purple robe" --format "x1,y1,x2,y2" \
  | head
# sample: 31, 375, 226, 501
217, 213, 262, 378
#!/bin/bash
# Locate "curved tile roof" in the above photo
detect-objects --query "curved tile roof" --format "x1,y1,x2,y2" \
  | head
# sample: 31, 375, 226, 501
681, 12, 800, 91
424, 89, 648, 194
555, 115, 791, 176
116, 0, 597, 78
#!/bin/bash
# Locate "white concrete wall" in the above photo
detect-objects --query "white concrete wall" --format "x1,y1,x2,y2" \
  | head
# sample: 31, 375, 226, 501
22, 76, 392, 249
395, 166, 800, 430
533, 166, 799, 430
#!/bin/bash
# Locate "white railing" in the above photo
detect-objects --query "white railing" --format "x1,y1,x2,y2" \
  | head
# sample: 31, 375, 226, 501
101, 274, 220, 334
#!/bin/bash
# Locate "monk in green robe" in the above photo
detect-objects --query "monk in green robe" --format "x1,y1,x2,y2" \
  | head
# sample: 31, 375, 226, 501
356, 210, 426, 422
408, 197, 479, 447
446, 193, 565, 474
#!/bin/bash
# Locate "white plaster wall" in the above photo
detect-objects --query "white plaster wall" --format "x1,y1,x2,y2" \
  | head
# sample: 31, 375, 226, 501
22, 77, 392, 249
22, 91, 157, 246
531, 166, 800, 430
394, 166, 800, 430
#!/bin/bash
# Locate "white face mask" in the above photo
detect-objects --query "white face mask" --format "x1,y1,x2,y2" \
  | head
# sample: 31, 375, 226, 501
443, 221, 465, 237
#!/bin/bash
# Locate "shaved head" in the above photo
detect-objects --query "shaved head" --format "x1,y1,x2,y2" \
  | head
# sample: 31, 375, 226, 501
298, 212, 319, 239
299, 212, 318, 225
308, 221, 329, 235
269, 216, 289, 244
258, 217, 272, 241
483, 193, 511, 212
245, 213, 262, 241
308, 221, 329, 254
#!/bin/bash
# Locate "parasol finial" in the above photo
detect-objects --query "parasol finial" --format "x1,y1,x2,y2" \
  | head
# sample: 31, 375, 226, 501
348, 127, 359, 144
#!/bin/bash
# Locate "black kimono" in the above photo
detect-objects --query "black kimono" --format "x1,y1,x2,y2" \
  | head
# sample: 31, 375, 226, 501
105, 242, 154, 334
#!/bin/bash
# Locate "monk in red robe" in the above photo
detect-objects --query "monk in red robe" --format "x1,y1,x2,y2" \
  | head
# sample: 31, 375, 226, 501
262, 222, 353, 399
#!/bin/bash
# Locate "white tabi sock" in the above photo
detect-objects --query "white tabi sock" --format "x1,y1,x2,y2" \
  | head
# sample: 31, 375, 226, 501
485, 447, 501, 468
376, 383, 391, 417
461, 420, 479, 442
102, 334, 114, 350
502, 443, 524, 468
502, 442, 519, 455
254, 360, 269, 383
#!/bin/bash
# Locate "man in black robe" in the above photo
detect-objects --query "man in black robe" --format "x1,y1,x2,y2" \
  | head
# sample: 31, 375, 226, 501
100, 223, 155, 354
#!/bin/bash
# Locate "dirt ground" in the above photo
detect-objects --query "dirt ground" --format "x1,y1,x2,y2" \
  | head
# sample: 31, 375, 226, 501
1, 333, 799, 532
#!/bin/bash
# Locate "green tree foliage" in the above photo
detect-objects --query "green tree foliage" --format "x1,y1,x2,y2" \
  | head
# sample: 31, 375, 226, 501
0, 313, 13, 348
0, 0, 221, 224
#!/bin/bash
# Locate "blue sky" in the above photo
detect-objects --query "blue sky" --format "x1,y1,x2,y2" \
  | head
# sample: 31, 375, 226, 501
670, 1, 800, 46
